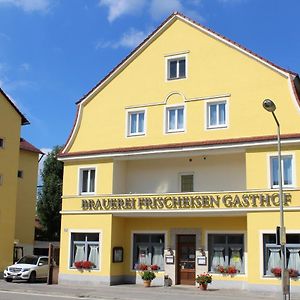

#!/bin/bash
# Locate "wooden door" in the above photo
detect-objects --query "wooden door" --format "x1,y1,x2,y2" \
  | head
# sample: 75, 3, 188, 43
177, 235, 196, 285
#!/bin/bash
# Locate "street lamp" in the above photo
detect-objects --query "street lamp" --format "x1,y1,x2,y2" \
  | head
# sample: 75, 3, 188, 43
262, 99, 289, 299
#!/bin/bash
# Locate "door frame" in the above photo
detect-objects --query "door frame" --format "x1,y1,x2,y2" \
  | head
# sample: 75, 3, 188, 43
169, 228, 201, 285
176, 234, 196, 285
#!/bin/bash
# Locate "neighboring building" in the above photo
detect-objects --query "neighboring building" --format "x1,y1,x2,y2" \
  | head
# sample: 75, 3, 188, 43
0, 88, 42, 273
58, 12, 300, 291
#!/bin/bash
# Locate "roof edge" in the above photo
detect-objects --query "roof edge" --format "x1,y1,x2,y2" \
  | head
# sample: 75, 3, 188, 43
59, 133, 300, 159
0, 88, 29, 125
20, 138, 43, 154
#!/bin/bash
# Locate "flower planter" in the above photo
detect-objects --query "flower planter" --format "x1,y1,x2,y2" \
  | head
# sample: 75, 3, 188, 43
143, 280, 151, 287
200, 283, 207, 290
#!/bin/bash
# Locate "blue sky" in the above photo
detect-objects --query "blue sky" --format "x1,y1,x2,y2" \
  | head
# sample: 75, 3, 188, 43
0, 0, 299, 153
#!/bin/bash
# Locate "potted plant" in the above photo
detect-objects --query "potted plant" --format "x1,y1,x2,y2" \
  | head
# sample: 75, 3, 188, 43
216, 265, 238, 275
74, 260, 95, 270
288, 268, 299, 278
136, 264, 159, 287
271, 267, 281, 277
196, 272, 212, 290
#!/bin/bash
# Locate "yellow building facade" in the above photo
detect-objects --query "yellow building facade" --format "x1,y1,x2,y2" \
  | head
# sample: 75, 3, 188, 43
0, 88, 41, 273
59, 13, 300, 291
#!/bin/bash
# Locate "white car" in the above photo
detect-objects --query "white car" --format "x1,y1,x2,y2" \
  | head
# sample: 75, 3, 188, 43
4, 255, 49, 282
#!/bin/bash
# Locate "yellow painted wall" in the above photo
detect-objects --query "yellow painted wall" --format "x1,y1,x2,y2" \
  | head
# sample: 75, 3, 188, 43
247, 212, 300, 287
68, 18, 300, 153
15, 149, 39, 246
59, 214, 113, 277
0, 93, 21, 271
111, 217, 126, 276
246, 146, 300, 189
63, 160, 114, 196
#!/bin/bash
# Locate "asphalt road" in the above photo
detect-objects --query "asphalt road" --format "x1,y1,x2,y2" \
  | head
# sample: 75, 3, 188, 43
0, 280, 298, 300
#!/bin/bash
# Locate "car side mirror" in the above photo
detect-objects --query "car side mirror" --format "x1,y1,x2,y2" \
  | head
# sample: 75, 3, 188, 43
38, 262, 43, 266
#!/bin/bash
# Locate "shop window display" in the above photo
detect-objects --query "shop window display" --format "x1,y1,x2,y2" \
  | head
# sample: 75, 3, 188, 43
208, 234, 244, 273
133, 234, 165, 270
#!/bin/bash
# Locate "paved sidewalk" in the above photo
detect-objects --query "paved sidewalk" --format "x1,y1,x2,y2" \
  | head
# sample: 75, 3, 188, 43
0, 280, 299, 300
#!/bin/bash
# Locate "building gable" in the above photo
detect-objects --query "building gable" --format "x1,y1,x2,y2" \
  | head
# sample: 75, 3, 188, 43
61, 12, 300, 157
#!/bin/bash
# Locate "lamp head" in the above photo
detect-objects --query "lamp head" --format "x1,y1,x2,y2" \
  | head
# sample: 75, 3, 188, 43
263, 99, 276, 112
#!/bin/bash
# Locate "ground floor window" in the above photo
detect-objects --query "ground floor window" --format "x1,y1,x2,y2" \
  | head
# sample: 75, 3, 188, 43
133, 233, 165, 270
263, 233, 300, 276
70, 232, 100, 269
208, 233, 244, 273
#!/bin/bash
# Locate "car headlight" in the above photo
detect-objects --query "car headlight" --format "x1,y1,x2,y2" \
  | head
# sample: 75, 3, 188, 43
22, 268, 30, 272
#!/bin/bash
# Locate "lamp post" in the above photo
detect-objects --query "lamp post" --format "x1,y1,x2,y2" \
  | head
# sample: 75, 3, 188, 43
262, 99, 289, 299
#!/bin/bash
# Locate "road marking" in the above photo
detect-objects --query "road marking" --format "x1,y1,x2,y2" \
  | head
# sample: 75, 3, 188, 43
0, 290, 107, 299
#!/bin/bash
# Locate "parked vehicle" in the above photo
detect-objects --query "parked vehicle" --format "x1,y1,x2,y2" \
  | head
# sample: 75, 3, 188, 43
4, 255, 49, 282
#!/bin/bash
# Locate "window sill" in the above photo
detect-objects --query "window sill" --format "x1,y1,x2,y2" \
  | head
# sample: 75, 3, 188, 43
167, 76, 186, 81
127, 133, 146, 137
207, 125, 228, 130
166, 129, 185, 134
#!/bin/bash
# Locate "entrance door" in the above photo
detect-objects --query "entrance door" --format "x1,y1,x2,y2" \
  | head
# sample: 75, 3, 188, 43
177, 235, 196, 285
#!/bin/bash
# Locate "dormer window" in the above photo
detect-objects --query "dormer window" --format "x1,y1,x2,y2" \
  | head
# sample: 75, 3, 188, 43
166, 53, 187, 81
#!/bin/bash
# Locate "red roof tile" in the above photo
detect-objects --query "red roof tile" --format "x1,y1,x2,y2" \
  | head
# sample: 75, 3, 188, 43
20, 138, 43, 154
59, 133, 300, 158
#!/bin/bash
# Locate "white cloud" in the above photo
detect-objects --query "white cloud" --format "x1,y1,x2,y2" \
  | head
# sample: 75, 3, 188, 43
96, 27, 148, 50
119, 28, 147, 48
149, 0, 183, 20
20, 63, 30, 71
99, 0, 146, 22
0, 0, 51, 12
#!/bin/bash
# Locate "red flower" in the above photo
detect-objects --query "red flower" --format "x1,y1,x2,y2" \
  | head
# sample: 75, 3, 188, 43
151, 264, 159, 271
74, 260, 94, 269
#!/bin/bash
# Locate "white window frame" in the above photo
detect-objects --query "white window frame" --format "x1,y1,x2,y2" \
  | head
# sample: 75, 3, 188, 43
130, 230, 167, 272
68, 229, 102, 271
260, 230, 300, 278
178, 172, 194, 193
206, 100, 228, 129
165, 104, 186, 133
205, 230, 247, 276
268, 153, 295, 189
126, 108, 146, 137
165, 53, 188, 81
78, 167, 96, 195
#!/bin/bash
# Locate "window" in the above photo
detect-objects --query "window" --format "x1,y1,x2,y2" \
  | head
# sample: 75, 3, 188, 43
180, 174, 194, 192
70, 232, 100, 269
166, 55, 187, 80
207, 101, 227, 128
128, 110, 145, 136
132, 233, 165, 270
270, 155, 293, 188
0, 174, 3, 185
166, 106, 185, 133
79, 168, 95, 194
17, 170, 23, 178
0, 138, 4, 148
263, 233, 300, 276
208, 234, 244, 273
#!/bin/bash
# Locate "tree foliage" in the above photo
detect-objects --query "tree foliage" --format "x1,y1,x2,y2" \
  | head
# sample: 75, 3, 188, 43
37, 146, 63, 241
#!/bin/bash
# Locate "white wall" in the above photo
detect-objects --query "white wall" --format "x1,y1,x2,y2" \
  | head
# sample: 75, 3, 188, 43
124, 153, 246, 194
113, 160, 127, 194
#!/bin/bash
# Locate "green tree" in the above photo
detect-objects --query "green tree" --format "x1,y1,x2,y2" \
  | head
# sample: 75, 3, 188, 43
37, 146, 63, 241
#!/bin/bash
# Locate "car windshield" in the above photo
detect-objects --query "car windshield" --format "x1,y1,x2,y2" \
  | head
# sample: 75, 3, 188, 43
17, 256, 39, 265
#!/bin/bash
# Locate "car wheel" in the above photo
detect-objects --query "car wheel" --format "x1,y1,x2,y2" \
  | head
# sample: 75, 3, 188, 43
5, 278, 12, 282
28, 271, 36, 283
